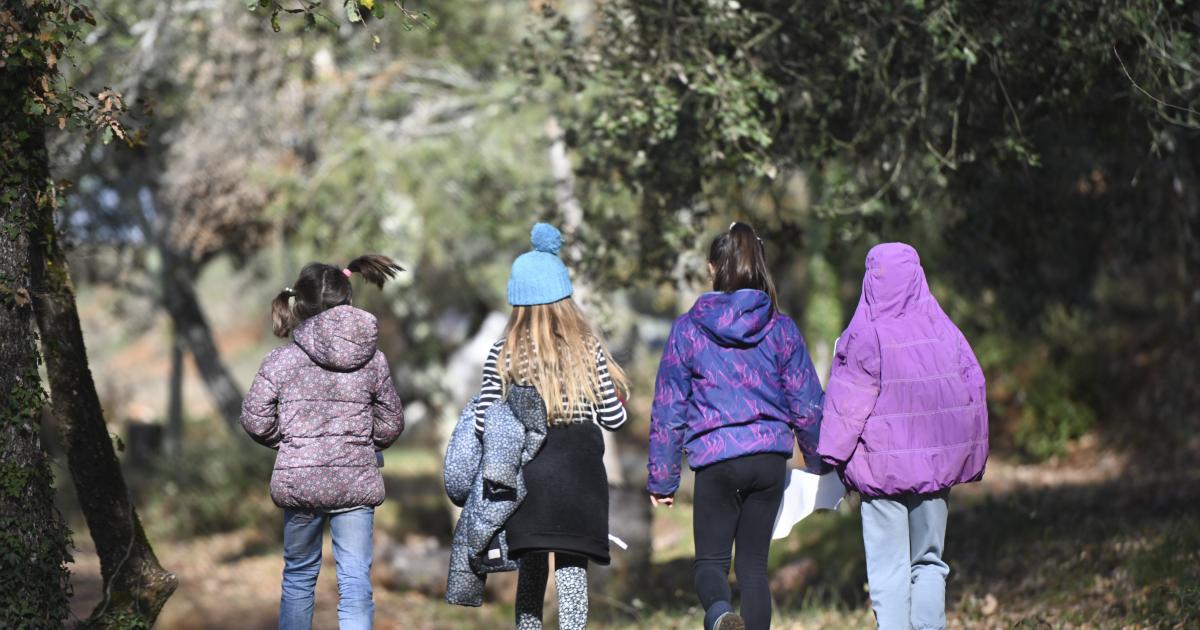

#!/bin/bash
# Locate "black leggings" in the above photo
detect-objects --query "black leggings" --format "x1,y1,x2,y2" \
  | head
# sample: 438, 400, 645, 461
693, 452, 787, 630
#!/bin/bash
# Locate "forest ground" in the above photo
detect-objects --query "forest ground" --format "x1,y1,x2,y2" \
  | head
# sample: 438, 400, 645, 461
63, 436, 1198, 630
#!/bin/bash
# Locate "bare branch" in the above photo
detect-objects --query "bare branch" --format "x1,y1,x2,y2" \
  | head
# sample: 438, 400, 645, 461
1114, 45, 1200, 130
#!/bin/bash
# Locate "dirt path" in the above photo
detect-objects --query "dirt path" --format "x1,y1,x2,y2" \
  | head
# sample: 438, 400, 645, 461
67, 444, 1195, 629
70, 528, 506, 630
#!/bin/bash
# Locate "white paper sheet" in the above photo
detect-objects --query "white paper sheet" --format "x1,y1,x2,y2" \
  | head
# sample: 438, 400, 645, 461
771, 469, 846, 539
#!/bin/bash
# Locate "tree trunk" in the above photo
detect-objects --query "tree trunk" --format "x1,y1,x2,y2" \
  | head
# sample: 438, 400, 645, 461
166, 324, 185, 456
160, 249, 244, 432
546, 116, 653, 596
0, 40, 72, 624
29, 196, 178, 628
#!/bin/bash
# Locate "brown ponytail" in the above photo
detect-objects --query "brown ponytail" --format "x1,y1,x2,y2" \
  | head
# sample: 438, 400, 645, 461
708, 221, 779, 311
345, 254, 404, 288
271, 288, 299, 338
271, 254, 404, 337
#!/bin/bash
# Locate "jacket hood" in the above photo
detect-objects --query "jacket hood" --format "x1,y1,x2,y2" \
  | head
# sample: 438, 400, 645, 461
292, 305, 379, 370
689, 289, 777, 347
862, 243, 933, 320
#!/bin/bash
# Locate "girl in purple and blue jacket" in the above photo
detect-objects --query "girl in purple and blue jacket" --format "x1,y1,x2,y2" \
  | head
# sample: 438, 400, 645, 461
647, 222, 824, 630
818, 243, 988, 630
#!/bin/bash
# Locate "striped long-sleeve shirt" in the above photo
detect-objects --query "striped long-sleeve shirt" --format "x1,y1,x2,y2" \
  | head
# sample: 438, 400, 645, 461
474, 339, 626, 434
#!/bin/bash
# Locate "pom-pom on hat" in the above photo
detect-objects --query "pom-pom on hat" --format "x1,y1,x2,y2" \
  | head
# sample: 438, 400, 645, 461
508, 223, 573, 306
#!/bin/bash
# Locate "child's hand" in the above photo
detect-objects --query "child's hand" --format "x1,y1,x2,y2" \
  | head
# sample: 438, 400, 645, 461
805, 460, 835, 476
650, 494, 674, 508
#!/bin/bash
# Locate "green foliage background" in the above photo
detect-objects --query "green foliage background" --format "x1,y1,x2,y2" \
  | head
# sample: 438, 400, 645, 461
5, 0, 1194, 626
46, 0, 1199, 469
518, 0, 1199, 459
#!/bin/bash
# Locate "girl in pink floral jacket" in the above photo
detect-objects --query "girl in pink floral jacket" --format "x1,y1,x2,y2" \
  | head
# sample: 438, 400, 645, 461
241, 254, 404, 630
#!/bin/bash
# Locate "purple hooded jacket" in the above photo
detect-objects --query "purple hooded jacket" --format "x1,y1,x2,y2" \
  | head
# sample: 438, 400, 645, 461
647, 289, 824, 496
817, 243, 988, 497
241, 305, 404, 510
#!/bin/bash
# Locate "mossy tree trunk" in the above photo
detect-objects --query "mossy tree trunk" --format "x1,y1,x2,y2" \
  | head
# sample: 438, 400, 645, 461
0, 176, 73, 630
2, 1, 175, 626
30, 211, 178, 628
0, 7, 73, 624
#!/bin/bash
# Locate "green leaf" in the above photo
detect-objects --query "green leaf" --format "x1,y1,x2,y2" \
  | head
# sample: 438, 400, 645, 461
962, 46, 978, 67
345, 0, 363, 23
373, 2, 384, 19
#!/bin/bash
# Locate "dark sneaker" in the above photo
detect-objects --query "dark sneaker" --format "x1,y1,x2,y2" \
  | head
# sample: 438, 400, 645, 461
712, 611, 746, 630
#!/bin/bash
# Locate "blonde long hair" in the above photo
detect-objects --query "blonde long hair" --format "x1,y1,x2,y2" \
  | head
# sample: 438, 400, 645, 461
498, 298, 631, 423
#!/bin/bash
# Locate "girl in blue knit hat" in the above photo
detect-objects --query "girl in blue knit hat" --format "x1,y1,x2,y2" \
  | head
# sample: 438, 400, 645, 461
474, 223, 631, 630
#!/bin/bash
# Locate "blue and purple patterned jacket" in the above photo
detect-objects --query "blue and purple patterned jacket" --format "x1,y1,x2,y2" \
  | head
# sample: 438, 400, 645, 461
647, 289, 824, 496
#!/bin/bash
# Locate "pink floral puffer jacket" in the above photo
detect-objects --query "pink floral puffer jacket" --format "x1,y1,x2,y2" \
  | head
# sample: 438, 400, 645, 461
241, 305, 404, 510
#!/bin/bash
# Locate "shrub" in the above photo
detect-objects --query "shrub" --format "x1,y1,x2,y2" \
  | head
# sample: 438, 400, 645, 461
1012, 365, 1096, 460
134, 437, 277, 541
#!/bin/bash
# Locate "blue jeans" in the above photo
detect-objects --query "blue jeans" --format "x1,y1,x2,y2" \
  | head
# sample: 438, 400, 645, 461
279, 507, 375, 630
861, 490, 950, 630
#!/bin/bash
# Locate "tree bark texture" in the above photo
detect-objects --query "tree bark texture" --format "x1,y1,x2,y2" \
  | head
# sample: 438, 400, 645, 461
0, 19, 72, 621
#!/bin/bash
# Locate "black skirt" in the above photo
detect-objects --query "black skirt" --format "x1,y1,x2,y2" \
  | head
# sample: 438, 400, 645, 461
505, 420, 610, 565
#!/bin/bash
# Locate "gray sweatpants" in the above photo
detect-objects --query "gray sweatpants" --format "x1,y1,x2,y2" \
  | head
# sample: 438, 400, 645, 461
860, 489, 950, 630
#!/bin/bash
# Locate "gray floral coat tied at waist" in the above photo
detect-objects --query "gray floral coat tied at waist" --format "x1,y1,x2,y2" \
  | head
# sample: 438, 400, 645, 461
444, 387, 548, 607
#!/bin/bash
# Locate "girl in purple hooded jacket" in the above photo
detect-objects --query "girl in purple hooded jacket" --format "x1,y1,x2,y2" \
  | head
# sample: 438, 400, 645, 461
647, 222, 824, 630
817, 243, 987, 630
241, 255, 405, 630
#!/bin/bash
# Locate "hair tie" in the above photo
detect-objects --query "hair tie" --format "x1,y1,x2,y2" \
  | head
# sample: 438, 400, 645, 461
342, 268, 353, 278
729, 221, 763, 244
283, 286, 294, 297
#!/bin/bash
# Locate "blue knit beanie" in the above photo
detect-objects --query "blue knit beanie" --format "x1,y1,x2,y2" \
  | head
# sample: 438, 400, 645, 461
508, 223, 573, 306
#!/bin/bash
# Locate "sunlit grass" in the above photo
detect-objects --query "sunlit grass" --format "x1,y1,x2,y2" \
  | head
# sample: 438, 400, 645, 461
651, 502, 696, 563
380, 444, 443, 477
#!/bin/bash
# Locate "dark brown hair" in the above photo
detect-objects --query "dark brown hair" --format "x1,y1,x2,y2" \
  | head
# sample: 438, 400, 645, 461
271, 254, 403, 337
708, 221, 778, 310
